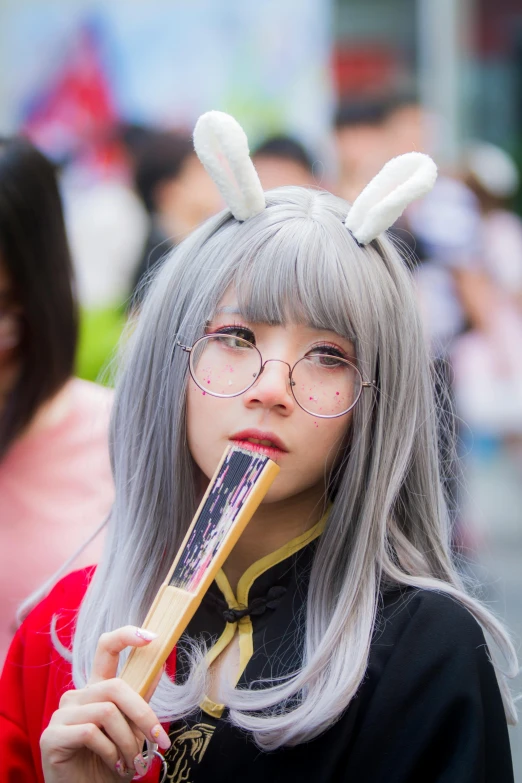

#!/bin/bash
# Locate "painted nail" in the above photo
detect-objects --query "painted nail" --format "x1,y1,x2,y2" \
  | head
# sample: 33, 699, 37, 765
151, 723, 171, 749
115, 758, 128, 777
135, 627, 158, 642
134, 753, 149, 775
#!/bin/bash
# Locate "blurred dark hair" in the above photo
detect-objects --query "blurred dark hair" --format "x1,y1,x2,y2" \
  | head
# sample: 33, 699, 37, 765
253, 135, 314, 173
0, 137, 78, 459
133, 130, 194, 214
465, 173, 507, 213
334, 99, 392, 129
118, 122, 154, 159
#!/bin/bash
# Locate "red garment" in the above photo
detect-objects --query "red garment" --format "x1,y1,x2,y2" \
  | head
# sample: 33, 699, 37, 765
0, 567, 174, 782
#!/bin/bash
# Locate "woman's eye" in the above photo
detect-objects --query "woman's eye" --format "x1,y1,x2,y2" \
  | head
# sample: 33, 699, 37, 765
315, 355, 344, 368
307, 346, 347, 368
215, 326, 256, 347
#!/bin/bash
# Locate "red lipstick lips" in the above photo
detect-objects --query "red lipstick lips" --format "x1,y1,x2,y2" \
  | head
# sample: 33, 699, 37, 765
230, 429, 288, 459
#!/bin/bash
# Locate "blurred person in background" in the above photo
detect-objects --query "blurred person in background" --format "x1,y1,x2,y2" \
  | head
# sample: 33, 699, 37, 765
0, 137, 113, 665
333, 97, 470, 532
385, 98, 428, 159
464, 142, 522, 309
449, 143, 522, 449
385, 99, 497, 342
252, 135, 317, 189
398, 166, 484, 544
339, 98, 494, 547
380, 102, 522, 555
64, 124, 149, 384
130, 129, 222, 306
333, 99, 391, 202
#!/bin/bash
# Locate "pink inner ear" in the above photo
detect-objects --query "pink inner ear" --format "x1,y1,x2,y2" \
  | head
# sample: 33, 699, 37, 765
216, 149, 242, 197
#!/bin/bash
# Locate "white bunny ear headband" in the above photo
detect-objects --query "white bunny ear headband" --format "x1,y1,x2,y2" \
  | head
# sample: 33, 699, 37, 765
193, 110, 438, 244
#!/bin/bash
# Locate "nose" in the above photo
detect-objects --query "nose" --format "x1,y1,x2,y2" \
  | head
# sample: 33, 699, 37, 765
243, 359, 295, 415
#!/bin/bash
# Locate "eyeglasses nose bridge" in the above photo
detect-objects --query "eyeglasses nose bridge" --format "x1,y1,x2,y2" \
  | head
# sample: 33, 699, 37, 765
256, 358, 296, 388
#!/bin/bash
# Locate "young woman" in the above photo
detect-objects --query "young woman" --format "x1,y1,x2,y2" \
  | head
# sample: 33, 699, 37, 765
0, 137, 113, 664
0, 113, 516, 782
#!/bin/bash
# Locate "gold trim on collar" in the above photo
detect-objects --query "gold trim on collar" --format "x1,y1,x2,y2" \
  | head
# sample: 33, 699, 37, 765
199, 696, 226, 720
236, 511, 327, 608
199, 508, 328, 719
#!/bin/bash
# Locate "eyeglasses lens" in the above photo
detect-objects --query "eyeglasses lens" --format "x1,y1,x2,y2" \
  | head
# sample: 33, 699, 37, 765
190, 335, 362, 415
191, 335, 261, 397
291, 355, 362, 416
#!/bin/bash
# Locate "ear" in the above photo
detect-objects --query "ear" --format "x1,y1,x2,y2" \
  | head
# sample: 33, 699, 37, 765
344, 152, 437, 245
193, 111, 266, 221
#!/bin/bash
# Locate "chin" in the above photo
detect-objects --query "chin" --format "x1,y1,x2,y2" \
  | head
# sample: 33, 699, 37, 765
260, 487, 285, 504
261, 479, 319, 505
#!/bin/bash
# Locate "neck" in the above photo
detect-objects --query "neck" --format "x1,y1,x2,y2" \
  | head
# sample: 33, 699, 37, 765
222, 483, 326, 591
23, 380, 71, 437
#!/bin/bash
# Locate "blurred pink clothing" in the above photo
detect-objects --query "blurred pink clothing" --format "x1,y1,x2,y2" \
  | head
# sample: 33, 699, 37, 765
0, 378, 114, 665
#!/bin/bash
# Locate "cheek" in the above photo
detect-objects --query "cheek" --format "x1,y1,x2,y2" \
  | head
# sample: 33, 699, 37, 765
304, 415, 351, 468
187, 396, 209, 482
187, 381, 217, 438
186, 382, 234, 480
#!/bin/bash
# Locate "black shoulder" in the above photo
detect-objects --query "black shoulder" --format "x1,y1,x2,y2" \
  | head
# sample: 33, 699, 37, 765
367, 586, 503, 722
374, 586, 487, 654
351, 588, 512, 783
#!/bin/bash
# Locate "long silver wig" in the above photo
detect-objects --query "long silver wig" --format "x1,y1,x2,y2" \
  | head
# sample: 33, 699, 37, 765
69, 187, 517, 748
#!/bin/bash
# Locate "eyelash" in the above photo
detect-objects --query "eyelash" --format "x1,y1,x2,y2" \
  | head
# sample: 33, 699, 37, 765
207, 323, 350, 359
206, 323, 256, 343
309, 342, 349, 359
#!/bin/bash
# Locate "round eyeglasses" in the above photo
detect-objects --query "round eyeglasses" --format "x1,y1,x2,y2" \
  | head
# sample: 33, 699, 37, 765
177, 334, 374, 419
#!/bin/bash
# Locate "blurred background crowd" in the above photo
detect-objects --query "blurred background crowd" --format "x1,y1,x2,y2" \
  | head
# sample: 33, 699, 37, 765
0, 0, 521, 772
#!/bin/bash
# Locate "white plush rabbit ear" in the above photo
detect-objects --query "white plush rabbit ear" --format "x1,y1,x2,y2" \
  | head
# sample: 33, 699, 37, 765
344, 152, 438, 245
193, 110, 266, 222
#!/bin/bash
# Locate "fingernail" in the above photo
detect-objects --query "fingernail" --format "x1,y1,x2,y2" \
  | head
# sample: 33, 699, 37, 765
135, 627, 158, 642
134, 753, 149, 775
115, 758, 128, 777
151, 723, 171, 749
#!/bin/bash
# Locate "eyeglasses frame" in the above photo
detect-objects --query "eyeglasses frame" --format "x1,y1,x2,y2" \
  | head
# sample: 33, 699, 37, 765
177, 335, 375, 419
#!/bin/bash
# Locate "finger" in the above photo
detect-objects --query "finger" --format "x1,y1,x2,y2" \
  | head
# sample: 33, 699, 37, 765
89, 626, 158, 683
49, 703, 142, 773
41, 722, 132, 779
60, 678, 171, 751
126, 664, 167, 767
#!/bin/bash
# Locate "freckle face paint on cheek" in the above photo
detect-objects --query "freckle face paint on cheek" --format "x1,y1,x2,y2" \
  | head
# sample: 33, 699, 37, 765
191, 381, 207, 397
